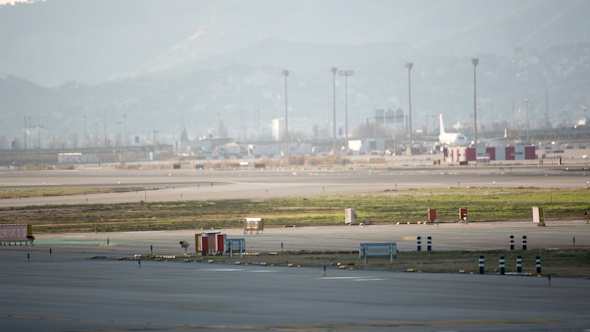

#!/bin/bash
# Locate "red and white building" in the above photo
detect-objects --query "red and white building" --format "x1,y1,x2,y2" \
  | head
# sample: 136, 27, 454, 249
444, 146, 536, 162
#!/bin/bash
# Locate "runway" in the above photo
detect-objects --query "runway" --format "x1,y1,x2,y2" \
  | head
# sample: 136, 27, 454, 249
0, 165, 587, 207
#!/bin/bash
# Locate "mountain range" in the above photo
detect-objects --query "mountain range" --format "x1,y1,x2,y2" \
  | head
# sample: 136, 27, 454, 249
1, 0, 589, 146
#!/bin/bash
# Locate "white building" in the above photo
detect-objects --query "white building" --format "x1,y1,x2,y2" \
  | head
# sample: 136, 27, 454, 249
248, 142, 312, 156
271, 118, 280, 141
176, 139, 213, 155
218, 143, 246, 155
58, 153, 97, 164
348, 138, 385, 152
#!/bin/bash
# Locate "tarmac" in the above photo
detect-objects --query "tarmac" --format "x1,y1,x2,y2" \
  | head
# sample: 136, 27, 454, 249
1, 166, 590, 331
0, 165, 588, 207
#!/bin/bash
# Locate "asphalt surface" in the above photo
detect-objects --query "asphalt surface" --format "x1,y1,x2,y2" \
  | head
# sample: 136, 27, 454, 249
1, 251, 589, 332
0, 165, 588, 207
29, 221, 590, 253
2, 166, 590, 331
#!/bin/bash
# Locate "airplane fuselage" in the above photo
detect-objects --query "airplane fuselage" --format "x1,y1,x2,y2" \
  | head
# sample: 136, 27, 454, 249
439, 132, 467, 146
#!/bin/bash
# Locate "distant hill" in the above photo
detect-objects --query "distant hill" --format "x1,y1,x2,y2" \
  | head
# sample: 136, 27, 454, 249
1, 0, 589, 85
1, 0, 589, 147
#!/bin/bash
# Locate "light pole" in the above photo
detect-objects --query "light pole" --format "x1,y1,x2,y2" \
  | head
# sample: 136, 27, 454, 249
339, 70, 353, 153
472, 58, 479, 146
84, 115, 87, 148
282, 69, 289, 157
405, 62, 413, 153
525, 98, 530, 142
491, 102, 494, 131
331, 67, 338, 154
103, 109, 107, 147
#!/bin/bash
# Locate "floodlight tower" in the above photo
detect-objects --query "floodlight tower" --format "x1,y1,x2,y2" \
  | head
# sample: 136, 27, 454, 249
405, 62, 413, 153
472, 58, 479, 146
331, 67, 338, 154
524, 98, 531, 143
282, 69, 290, 157
339, 70, 353, 153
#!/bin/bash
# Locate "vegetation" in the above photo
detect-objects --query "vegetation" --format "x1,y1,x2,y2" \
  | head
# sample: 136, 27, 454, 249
0, 188, 588, 233
0, 188, 143, 199
137, 249, 590, 278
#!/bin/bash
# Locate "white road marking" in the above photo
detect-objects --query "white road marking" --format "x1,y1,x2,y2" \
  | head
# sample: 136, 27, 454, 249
204, 269, 244, 272
319, 277, 377, 280
352, 278, 384, 282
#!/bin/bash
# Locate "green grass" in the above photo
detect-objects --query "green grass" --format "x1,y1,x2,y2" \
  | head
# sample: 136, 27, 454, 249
0, 188, 142, 199
1, 188, 588, 233
141, 249, 590, 278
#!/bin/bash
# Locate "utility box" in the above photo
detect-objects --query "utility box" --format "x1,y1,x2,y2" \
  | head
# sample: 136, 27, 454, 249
244, 218, 264, 234
532, 206, 545, 225
216, 234, 226, 253
345, 208, 357, 225
428, 209, 436, 222
207, 233, 218, 253
197, 232, 221, 254
460, 208, 468, 222
198, 235, 208, 254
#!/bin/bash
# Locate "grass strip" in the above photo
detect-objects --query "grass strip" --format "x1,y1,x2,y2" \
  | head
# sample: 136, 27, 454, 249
0, 188, 588, 233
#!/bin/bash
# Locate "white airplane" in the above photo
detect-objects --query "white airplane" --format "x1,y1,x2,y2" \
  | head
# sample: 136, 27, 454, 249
437, 114, 468, 147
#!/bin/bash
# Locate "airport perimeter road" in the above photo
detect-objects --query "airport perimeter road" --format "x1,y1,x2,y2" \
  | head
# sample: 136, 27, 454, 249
0, 257, 589, 332
0, 166, 588, 207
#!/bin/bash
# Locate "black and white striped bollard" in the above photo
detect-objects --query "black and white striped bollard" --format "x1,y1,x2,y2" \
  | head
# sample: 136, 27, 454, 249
417, 236, 422, 252
522, 235, 527, 250
478, 255, 485, 274
516, 255, 522, 273
499, 256, 505, 275
536, 255, 541, 273
510, 235, 514, 250
427, 236, 432, 252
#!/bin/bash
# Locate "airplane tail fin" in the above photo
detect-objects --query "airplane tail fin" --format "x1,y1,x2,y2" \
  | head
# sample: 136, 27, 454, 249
439, 114, 446, 135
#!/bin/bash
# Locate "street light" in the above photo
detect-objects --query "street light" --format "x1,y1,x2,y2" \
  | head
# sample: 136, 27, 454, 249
525, 98, 530, 142
405, 62, 413, 154
330, 67, 338, 154
104, 109, 107, 147
282, 69, 290, 157
84, 115, 87, 148
472, 58, 479, 146
339, 70, 353, 153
